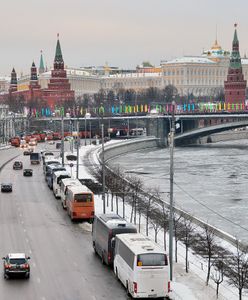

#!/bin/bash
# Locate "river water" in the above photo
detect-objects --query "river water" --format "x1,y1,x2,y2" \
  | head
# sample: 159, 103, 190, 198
108, 139, 248, 243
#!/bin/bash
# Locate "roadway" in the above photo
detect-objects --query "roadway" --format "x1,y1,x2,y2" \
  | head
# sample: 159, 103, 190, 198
0, 144, 130, 300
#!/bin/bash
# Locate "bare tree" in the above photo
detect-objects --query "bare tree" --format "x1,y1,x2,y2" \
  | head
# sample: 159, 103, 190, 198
144, 193, 155, 236
173, 212, 183, 263
193, 225, 219, 285
150, 209, 163, 243
211, 259, 224, 298
180, 216, 195, 273
225, 241, 248, 300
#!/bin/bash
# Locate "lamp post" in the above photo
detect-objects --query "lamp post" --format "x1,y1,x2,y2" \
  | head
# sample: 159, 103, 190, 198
84, 112, 91, 146
169, 100, 175, 282
61, 114, 65, 166
101, 123, 106, 214
76, 118, 80, 179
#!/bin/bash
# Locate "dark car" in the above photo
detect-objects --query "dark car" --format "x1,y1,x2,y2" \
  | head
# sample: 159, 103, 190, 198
1, 183, 12, 192
13, 161, 23, 170
2, 253, 30, 279
23, 169, 33, 177
23, 149, 33, 156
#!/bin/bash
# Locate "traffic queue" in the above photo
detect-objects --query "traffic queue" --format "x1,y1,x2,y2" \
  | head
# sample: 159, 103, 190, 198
43, 146, 171, 299
6, 140, 171, 298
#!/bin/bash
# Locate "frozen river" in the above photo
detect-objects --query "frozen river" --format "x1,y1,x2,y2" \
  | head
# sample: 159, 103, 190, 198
108, 139, 248, 243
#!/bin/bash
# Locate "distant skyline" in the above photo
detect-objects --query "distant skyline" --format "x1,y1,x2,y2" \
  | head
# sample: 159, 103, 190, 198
1, 0, 248, 76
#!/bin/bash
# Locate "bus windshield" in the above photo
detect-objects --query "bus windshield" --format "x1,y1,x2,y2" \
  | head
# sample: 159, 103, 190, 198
137, 253, 168, 266
74, 193, 92, 202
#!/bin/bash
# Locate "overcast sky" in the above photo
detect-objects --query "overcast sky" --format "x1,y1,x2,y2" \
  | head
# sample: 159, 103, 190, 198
1, 0, 247, 76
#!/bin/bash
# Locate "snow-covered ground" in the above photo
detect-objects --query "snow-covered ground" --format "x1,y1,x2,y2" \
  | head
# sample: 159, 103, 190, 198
58, 141, 246, 300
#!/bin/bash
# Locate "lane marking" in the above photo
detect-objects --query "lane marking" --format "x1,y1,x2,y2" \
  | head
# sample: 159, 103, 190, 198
32, 262, 36, 268
23, 229, 26, 233
37, 277, 41, 283
25, 238, 29, 243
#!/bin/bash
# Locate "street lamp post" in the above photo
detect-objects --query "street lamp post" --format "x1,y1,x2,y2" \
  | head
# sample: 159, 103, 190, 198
61, 114, 65, 166
84, 112, 91, 146
76, 119, 80, 179
169, 100, 176, 282
101, 123, 106, 214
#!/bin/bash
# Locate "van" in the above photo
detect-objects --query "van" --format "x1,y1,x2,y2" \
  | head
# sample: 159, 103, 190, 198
52, 171, 71, 198
92, 214, 137, 266
114, 233, 170, 298
60, 178, 81, 209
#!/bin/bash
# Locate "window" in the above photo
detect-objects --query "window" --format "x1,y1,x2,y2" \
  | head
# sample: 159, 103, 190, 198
118, 241, 134, 269
137, 253, 168, 266
75, 193, 93, 202
9, 258, 26, 265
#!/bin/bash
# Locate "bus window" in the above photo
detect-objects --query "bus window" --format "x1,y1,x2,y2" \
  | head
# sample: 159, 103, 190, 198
74, 193, 92, 202
137, 253, 168, 266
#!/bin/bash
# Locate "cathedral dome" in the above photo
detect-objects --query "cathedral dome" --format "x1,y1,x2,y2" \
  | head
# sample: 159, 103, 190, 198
202, 39, 230, 60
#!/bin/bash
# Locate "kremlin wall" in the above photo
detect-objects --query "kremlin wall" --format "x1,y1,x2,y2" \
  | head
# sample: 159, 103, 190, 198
0, 25, 247, 110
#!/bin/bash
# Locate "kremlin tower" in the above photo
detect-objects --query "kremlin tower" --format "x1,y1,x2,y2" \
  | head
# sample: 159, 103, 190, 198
42, 34, 75, 109
39, 50, 45, 74
9, 68, 17, 94
224, 24, 246, 108
7, 35, 75, 110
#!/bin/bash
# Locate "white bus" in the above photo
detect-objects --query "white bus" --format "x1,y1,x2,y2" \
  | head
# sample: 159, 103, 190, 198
60, 178, 81, 209
114, 233, 170, 299
52, 171, 71, 198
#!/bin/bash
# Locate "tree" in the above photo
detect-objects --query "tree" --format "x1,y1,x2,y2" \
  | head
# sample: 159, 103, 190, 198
193, 225, 219, 285
225, 241, 248, 300
180, 216, 195, 273
211, 259, 224, 298
162, 85, 178, 103
173, 212, 183, 263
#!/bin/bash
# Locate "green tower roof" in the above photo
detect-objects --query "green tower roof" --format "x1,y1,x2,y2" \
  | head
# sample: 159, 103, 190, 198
54, 34, 63, 63
230, 25, 241, 69
39, 51, 45, 71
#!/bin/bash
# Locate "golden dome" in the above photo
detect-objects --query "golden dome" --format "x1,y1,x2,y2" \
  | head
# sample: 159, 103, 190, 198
211, 39, 222, 50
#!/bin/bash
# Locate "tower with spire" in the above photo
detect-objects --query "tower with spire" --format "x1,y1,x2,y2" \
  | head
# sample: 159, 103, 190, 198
9, 68, 18, 93
39, 50, 45, 74
29, 61, 41, 101
224, 24, 246, 108
42, 34, 74, 108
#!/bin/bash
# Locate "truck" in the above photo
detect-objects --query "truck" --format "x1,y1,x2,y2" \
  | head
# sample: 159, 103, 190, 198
30, 152, 41, 165
10, 137, 20, 147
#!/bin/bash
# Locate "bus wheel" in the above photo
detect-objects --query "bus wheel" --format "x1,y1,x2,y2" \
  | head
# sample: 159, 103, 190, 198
101, 253, 105, 265
126, 282, 130, 296
115, 268, 119, 281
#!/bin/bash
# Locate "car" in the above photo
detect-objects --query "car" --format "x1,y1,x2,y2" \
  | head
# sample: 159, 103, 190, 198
13, 161, 23, 170
2, 253, 30, 279
1, 183, 12, 192
23, 169, 33, 176
23, 149, 33, 155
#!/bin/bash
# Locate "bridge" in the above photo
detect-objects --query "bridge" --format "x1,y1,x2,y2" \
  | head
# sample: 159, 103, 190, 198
30, 112, 248, 146
1, 112, 247, 146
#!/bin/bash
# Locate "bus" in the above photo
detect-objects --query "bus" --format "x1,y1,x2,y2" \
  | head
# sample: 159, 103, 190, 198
114, 233, 170, 299
43, 158, 60, 174
66, 185, 94, 222
46, 165, 66, 188
52, 171, 71, 198
60, 178, 81, 209
92, 214, 137, 265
